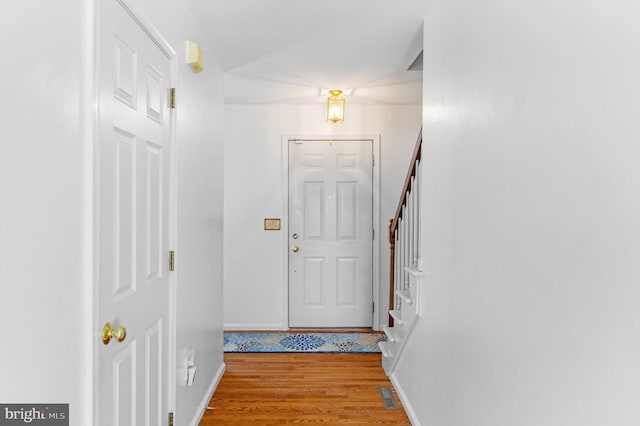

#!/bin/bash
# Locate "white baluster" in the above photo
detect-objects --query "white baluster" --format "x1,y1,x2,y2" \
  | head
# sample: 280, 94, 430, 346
403, 204, 409, 292
408, 181, 412, 268
415, 160, 421, 266
394, 226, 401, 310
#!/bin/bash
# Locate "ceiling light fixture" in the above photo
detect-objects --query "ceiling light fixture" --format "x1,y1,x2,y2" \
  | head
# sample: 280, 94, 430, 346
326, 89, 345, 124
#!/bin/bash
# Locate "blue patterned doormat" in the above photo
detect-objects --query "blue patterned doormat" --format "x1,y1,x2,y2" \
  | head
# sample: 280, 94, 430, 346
223, 331, 386, 353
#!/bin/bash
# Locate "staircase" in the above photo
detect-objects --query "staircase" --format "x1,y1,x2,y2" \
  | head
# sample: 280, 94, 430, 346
379, 129, 423, 375
379, 266, 423, 373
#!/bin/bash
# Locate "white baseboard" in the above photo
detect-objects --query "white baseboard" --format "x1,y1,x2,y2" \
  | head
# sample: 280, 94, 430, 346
189, 362, 226, 426
390, 372, 421, 426
223, 323, 287, 331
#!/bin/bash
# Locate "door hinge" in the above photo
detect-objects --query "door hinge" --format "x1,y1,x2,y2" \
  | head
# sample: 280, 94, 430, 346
169, 250, 175, 271
170, 88, 176, 109
373, 228, 375, 240
168, 412, 174, 426
372, 155, 375, 167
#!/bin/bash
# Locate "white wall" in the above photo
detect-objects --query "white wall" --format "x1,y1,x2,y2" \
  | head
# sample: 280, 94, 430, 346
224, 104, 421, 329
173, 50, 224, 426
0, 0, 91, 424
394, 1, 640, 425
0, 1, 224, 426
125, 1, 226, 424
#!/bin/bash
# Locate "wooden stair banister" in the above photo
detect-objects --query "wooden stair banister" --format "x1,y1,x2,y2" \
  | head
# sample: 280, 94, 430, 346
388, 128, 422, 325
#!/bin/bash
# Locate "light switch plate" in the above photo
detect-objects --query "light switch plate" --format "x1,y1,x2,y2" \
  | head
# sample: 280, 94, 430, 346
264, 218, 281, 231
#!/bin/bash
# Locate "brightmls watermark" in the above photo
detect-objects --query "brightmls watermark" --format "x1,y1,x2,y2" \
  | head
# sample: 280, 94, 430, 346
0, 405, 68, 425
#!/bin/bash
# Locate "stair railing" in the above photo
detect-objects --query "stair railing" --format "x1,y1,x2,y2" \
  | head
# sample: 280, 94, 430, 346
388, 129, 422, 325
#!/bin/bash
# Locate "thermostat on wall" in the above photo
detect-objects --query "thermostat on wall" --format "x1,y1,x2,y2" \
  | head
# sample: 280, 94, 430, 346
186, 40, 204, 73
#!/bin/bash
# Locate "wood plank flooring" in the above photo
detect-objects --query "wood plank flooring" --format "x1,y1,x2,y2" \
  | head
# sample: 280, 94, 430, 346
201, 353, 411, 425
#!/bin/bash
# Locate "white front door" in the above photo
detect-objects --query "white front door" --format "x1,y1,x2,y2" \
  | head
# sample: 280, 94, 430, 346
97, 1, 173, 424
288, 139, 373, 327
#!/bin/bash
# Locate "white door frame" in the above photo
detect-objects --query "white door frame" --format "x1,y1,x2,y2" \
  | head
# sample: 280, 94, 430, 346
281, 134, 381, 331
90, 0, 178, 422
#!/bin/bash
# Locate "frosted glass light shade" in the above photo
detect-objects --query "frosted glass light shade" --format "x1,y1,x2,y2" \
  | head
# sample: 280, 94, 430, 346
326, 89, 345, 124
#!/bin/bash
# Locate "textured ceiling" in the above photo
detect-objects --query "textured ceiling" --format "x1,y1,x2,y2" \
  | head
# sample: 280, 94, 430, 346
184, 0, 433, 104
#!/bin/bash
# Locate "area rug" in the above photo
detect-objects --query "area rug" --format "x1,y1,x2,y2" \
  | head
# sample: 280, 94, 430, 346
223, 331, 386, 353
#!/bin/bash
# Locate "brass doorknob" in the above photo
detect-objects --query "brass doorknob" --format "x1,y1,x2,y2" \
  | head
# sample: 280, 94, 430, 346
102, 322, 127, 345
291, 245, 300, 253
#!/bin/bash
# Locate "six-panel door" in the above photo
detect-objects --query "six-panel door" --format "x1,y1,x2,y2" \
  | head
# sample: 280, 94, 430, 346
98, 1, 173, 424
289, 140, 373, 327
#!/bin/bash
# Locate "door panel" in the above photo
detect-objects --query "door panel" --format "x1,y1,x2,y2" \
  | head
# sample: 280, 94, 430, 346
98, 1, 172, 424
146, 141, 163, 280
337, 182, 357, 239
304, 182, 324, 238
304, 257, 324, 306
336, 257, 357, 306
113, 342, 136, 425
144, 320, 163, 425
289, 140, 373, 327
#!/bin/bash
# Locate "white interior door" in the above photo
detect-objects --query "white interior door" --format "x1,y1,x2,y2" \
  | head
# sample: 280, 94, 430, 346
288, 139, 373, 327
97, 1, 173, 424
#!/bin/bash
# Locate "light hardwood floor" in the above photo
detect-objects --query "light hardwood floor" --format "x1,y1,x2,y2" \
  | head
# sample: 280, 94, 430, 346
201, 353, 411, 425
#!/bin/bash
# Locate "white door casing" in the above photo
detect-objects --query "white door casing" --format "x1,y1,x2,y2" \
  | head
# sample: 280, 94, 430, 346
97, 1, 174, 424
288, 139, 374, 327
